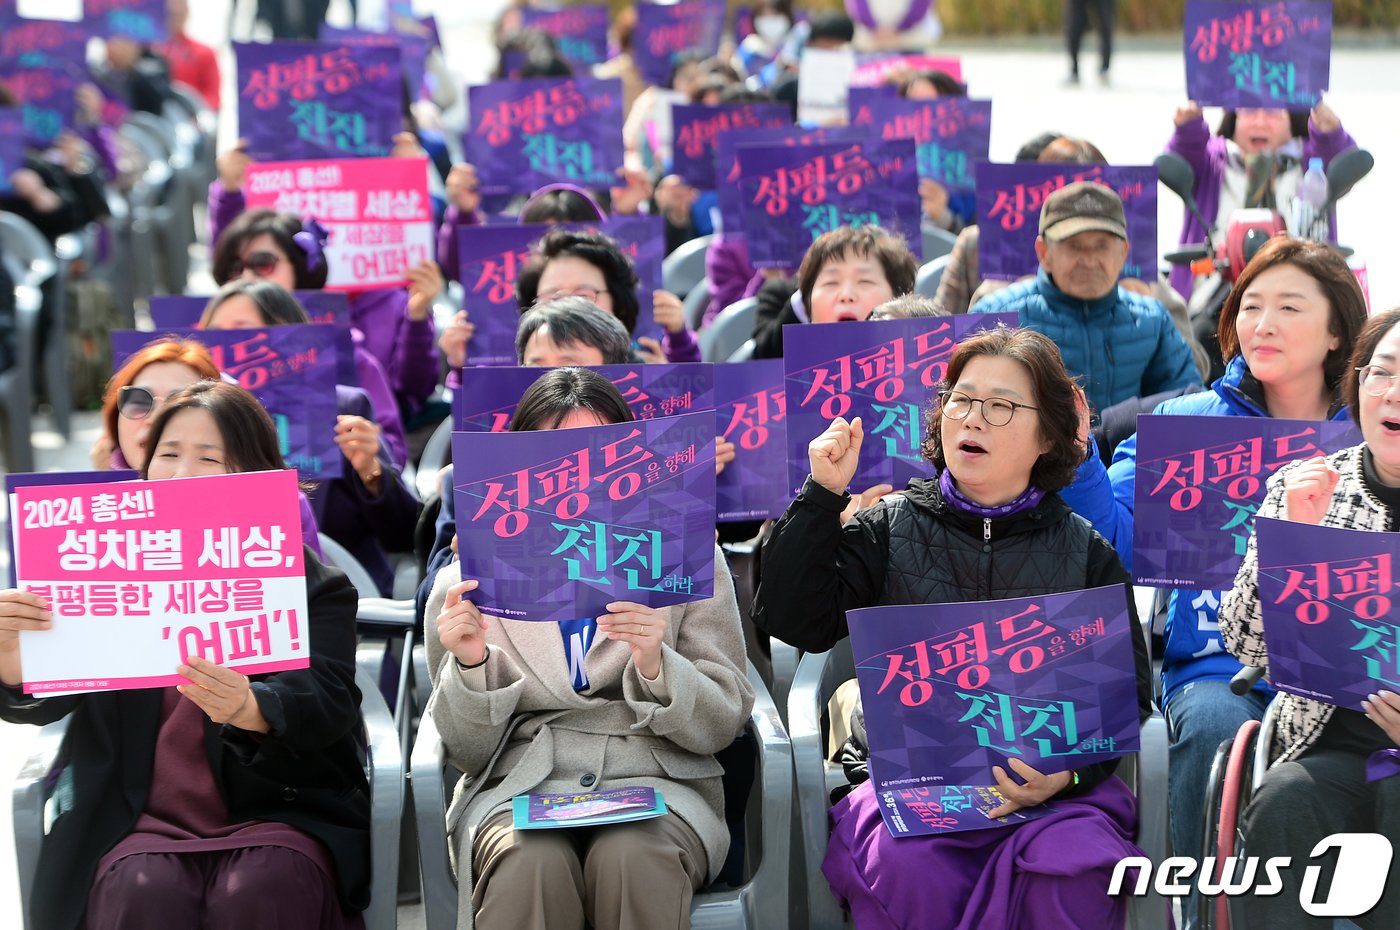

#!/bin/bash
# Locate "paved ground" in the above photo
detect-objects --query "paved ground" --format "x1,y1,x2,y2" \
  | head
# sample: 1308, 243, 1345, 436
1, 3, 1397, 925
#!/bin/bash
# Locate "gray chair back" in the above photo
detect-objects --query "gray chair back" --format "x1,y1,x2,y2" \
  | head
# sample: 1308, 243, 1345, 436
700, 298, 758, 363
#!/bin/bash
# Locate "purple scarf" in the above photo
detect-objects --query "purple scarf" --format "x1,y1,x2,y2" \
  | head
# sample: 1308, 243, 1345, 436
845, 0, 931, 33
938, 469, 1045, 519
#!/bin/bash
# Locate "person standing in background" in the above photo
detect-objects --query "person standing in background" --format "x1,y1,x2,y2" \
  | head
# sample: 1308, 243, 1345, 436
160, 0, 221, 110
1064, 0, 1115, 86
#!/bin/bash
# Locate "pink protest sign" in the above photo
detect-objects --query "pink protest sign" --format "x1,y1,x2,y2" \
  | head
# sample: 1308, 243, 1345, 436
244, 157, 434, 291
13, 471, 310, 696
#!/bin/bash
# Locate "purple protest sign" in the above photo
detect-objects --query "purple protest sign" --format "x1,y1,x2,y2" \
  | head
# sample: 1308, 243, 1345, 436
1257, 516, 1400, 711
0, 18, 88, 70
522, 5, 611, 68
148, 292, 359, 388
851, 53, 963, 87
846, 85, 900, 112
0, 108, 22, 193
456, 225, 543, 367
5, 470, 139, 588
736, 138, 921, 268
1132, 415, 1362, 590
875, 783, 1056, 838
515, 786, 666, 829
0, 63, 79, 146
85, 0, 167, 42
716, 360, 788, 523
671, 103, 791, 190
454, 363, 716, 433
783, 314, 1015, 497
848, 586, 1140, 834
975, 162, 1158, 282
597, 214, 665, 340
634, 1, 726, 87
1184, 1, 1331, 109
849, 97, 991, 197
112, 326, 342, 479
714, 126, 863, 238
235, 41, 402, 162
318, 24, 428, 102
451, 412, 718, 622
466, 77, 624, 198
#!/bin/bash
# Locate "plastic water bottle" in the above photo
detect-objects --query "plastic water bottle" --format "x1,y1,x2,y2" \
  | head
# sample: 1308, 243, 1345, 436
1295, 157, 1329, 239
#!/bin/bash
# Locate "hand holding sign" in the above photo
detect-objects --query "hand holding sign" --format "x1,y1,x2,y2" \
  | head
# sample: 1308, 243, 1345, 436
406, 260, 446, 322
1312, 99, 1341, 133
446, 163, 481, 215
218, 140, 252, 190
986, 758, 1074, 818
1173, 101, 1204, 127
176, 656, 269, 732
439, 309, 475, 369
437, 578, 489, 667
809, 416, 864, 496
597, 601, 669, 681
0, 589, 52, 688
1362, 691, 1400, 747
1282, 454, 1340, 525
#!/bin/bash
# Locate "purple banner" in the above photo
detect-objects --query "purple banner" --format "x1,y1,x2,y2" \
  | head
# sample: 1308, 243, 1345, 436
714, 125, 863, 238
975, 162, 1158, 282
85, 0, 167, 42
1184, 1, 1331, 109
848, 586, 1140, 834
6, 470, 139, 588
521, 5, 611, 68
148, 292, 358, 388
783, 314, 1015, 497
634, 0, 726, 87
876, 783, 1057, 838
0, 63, 79, 146
318, 24, 428, 103
671, 103, 791, 190
736, 138, 922, 268
716, 359, 788, 523
454, 363, 716, 433
235, 41, 402, 162
1132, 415, 1361, 589
849, 97, 991, 197
455, 225, 543, 367
0, 18, 88, 70
599, 215, 665, 341
451, 412, 718, 622
1257, 517, 1400, 711
465, 77, 624, 198
112, 326, 342, 479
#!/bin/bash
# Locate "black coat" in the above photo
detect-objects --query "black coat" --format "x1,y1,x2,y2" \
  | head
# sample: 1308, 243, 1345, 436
0, 554, 370, 930
753, 475, 1154, 796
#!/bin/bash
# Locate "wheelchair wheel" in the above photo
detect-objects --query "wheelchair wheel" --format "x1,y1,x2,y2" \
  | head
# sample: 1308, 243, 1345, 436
1205, 719, 1261, 930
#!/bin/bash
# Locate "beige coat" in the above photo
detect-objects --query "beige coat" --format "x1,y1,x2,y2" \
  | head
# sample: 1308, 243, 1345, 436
423, 546, 754, 929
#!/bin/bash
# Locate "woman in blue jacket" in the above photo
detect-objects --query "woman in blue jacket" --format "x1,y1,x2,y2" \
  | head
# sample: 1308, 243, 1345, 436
1059, 236, 1366, 927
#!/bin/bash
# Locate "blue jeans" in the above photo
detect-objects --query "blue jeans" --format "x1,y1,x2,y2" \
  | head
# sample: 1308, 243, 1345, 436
1164, 679, 1272, 930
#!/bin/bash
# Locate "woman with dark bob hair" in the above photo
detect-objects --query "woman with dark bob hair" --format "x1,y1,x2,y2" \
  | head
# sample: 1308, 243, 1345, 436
200, 280, 423, 597
209, 200, 444, 416
750, 225, 920, 360
1218, 306, 1400, 927
1059, 237, 1367, 916
423, 367, 753, 930
515, 228, 698, 364
754, 326, 1152, 930
0, 380, 370, 930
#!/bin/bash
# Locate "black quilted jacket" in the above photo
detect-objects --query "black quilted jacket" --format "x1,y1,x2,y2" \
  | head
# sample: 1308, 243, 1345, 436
754, 475, 1154, 795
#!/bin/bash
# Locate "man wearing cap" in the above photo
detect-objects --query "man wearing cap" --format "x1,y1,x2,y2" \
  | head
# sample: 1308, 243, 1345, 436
972, 181, 1201, 414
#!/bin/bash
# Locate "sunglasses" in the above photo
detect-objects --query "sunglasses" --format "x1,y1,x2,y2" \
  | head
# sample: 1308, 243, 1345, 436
117, 385, 163, 420
230, 251, 283, 278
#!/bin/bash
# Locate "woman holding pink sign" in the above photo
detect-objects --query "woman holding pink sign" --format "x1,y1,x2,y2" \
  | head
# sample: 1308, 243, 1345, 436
0, 380, 371, 930
755, 326, 1152, 930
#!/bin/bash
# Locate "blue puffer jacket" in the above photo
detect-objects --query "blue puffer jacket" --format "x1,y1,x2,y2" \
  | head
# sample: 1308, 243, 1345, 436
971, 270, 1201, 414
1060, 355, 1350, 706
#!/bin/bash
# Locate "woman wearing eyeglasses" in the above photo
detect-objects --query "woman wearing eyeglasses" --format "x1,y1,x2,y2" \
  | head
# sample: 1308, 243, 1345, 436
210, 206, 444, 418
753, 326, 1152, 930
1055, 237, 1366, 923
1217, 309, 1400, 928
90, 336, 323, 555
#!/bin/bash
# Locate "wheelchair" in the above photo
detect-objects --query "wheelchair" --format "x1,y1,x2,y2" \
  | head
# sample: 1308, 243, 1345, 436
1197, 665, 1279, 930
